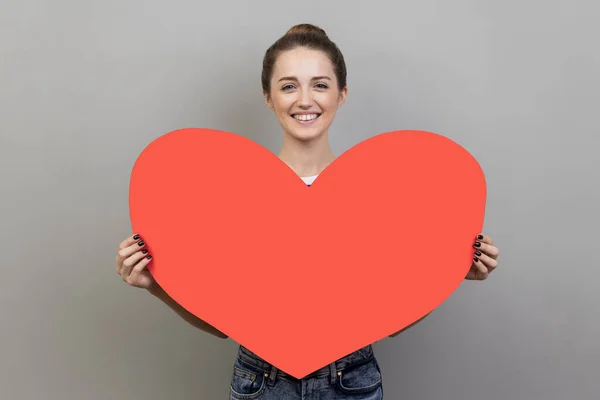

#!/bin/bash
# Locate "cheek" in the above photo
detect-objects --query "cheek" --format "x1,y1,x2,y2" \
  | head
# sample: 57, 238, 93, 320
323, 103, 339, 115
278, 109, 292, 120
321, 95, 341, 110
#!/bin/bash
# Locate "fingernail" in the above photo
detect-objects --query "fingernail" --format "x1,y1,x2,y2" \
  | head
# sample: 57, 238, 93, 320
475, 250, 481, 256
142, 249, 148, 254
138, 240, 145, 246
474, 241, 481, 247
133, 234, 140, 240
146, 255, 152, 260
477, 234, 483, 240
473, 257, 479, 262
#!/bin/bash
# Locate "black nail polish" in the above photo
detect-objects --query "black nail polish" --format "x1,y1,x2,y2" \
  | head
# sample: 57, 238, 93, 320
475, 250, 481, 256
474, 241, 481, 247
477, 235, 483, 240
473, 257, 479, 262
133, 234, 140, 240
142, 249, 148, 254
146, 255, 152, 260
138, 240, 144, 246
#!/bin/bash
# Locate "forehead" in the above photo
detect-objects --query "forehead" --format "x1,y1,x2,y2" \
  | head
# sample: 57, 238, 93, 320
272, 47, 334, 78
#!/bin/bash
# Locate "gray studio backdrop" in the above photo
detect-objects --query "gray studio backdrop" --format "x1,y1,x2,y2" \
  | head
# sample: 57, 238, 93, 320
1, 0, 599, 399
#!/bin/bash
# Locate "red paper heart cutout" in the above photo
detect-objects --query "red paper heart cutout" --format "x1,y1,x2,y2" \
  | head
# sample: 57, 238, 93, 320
129, 128, 486, 378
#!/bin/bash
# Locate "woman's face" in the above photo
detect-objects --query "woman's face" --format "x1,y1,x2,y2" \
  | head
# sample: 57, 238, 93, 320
265, 47, 347, 142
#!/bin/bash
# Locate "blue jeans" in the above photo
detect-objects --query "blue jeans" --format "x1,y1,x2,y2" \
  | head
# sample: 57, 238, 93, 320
229, 344, 384, 399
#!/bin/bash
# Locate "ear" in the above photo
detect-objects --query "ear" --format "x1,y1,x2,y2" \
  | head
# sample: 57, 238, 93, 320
264, 91, 274, 111
337, 86, 348, 109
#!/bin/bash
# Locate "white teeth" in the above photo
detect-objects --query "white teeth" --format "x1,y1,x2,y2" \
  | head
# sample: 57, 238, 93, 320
293, 114, 319, 121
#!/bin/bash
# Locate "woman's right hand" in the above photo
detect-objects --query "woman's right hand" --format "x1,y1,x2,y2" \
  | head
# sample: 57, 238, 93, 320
115, 233, 228, 339
116, 234, 156, 290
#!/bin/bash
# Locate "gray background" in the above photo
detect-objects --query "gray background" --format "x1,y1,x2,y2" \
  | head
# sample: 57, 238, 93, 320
1, 0, 598, 399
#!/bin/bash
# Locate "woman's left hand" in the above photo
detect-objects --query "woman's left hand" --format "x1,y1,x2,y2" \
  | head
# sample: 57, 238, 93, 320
465, 233, 499, 280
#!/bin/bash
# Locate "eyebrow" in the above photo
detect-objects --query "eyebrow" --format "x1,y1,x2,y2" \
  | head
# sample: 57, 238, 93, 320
277, 76, 332, 82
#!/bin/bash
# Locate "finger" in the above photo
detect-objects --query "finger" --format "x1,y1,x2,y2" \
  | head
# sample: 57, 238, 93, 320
117, 235, 143, 261
473, 240, 499, 259
475, 233, 494, 246
118, 233, 141, 251
471, 257, 489, 279
474, 249, 498, 272
116, 235, 141, 273
128, 254, 153, 285
120, 249, 148, 279
116, 237, 146, 268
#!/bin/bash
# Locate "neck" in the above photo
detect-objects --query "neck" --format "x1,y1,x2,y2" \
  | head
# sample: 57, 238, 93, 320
278, 130, 335, 177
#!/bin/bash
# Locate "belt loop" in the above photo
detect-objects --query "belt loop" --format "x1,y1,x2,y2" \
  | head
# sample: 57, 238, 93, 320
267, 365, 278, 386
329, 362, 337, 385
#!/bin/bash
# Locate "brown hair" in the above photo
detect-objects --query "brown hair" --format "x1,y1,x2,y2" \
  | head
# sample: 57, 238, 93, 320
261, 23, 347, 96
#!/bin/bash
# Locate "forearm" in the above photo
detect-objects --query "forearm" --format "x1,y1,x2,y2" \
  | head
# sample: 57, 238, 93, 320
147, 283, 228, 339
388, 311, 432, 337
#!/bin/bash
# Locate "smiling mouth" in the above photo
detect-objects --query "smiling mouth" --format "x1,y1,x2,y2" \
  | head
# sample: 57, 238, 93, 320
291, 113, 321, 124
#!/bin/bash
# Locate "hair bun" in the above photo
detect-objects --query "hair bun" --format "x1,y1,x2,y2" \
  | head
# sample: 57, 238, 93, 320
285, 23, 328, 38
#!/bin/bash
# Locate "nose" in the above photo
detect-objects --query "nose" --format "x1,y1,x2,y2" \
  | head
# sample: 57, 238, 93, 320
297, 89, 314, 108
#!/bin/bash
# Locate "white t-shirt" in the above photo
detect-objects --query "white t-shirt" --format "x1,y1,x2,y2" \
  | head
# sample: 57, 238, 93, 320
300, 174, 318, 186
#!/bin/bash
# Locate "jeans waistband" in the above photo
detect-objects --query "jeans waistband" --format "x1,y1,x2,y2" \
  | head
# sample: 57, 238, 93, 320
235, 344, 375, 382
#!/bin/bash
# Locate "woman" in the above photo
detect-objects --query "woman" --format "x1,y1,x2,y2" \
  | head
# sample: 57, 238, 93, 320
115, 23, 500, 399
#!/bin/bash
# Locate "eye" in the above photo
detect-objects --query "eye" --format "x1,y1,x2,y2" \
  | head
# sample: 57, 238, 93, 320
281, 84, 295, 91
315, 83, 329, 89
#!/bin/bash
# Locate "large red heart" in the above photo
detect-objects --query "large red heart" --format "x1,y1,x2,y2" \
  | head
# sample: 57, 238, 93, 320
129, 128, 486, 378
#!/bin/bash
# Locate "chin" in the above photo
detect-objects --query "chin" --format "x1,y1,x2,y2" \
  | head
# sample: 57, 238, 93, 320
287, 127, 327, 142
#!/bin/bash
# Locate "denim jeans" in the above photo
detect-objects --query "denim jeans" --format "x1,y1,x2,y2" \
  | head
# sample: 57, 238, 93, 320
229, 344, 384, 399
